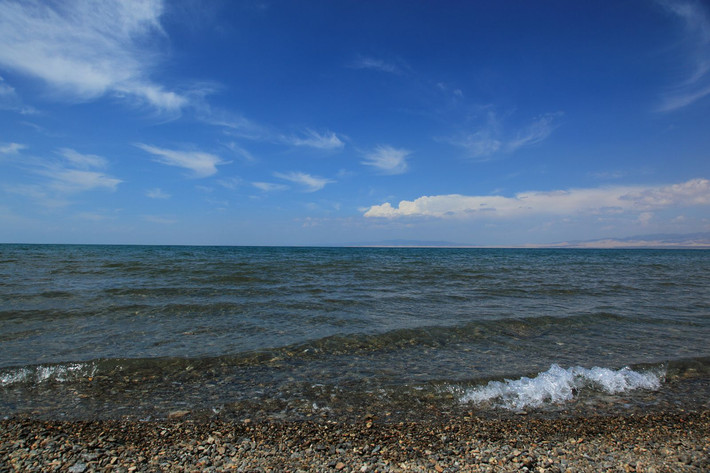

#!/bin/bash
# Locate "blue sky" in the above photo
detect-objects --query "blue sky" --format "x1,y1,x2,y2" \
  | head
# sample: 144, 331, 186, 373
1, 0, 709, 246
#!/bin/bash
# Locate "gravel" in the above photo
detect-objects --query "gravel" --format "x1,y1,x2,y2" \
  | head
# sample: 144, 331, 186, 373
1, 410, 708, 472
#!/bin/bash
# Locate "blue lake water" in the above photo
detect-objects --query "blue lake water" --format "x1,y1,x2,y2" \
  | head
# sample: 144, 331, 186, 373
1, 245, 709, 420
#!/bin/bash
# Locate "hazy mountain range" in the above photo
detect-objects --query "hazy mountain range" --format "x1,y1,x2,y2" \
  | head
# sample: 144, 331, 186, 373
347, 233, 710, 249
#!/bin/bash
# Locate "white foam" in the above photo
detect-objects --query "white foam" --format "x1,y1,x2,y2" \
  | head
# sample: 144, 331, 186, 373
0, 362, 97, 387
0, 368, 31, 386
458, 364, 664, 410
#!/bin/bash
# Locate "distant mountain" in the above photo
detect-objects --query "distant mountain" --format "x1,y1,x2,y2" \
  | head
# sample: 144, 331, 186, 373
344, 233, 710, 249
538, 232, 710, 249
345, 239, 469, 248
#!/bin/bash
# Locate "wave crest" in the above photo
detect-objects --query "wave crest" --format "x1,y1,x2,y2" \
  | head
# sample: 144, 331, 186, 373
0, 362, 97, 387
457, 364, 664, 410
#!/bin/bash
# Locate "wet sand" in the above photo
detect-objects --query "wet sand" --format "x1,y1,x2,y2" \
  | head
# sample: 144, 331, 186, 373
2, 410, 708, 472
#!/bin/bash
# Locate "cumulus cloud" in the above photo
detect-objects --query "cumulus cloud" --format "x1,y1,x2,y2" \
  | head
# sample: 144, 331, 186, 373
137, 144, 227, 178
274, 171, 334, 192
0, 0, 187, 114
364, 178, 710, 218
658, 0, 710, 111
362, 145, 411, 175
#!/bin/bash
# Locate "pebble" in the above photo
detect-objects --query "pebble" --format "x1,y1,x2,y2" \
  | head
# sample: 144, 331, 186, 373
0, 411, 708, 472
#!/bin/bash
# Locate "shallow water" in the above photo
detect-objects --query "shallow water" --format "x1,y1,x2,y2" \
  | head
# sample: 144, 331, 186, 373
1, 245, 709, 420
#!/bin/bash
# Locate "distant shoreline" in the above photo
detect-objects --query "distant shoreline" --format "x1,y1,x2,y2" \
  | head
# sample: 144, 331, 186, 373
2, 242, 710, 249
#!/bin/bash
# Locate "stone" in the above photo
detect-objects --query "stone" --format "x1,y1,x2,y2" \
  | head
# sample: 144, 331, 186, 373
167, 410, 190, 419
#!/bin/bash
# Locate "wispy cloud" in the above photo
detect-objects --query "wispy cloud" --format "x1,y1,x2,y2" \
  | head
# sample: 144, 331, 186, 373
362, 145, 411, 175
445, 112, 562, 160
0, 0, 187, 114
281, 129, 345, 150
253, 182, 288, 192
142, 215, 177, 224
146, 188, 171, 199
137, 144, 227, 178
42, 168, 122, 193
274, 171, 334, 192
197, 104, 270, 140
0, 76, 38, 114
27, 148, 122, 194
658, 0, 710, 111
4, 146, 121, 209
57, 148, 108, 169
0, 142, 26, 155
6, 147, 122, 203
364, 178, 710, 219
507, 113, 563, 152
217, 177, 242, 190
349, 55, 403, 74
223, 142, 257, 163
204, 103, 345, 152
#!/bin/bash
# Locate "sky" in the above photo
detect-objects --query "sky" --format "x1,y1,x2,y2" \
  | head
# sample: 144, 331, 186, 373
1, 0, 709, 246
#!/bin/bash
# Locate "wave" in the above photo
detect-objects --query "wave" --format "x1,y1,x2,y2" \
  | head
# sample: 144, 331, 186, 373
0, 362, 97, 387
454, 364, 664, 411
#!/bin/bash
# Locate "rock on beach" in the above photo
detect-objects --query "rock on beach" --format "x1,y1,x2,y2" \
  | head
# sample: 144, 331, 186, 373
1, 411, 708, 472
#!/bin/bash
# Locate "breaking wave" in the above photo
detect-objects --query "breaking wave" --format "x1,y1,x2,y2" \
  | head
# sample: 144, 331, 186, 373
457, 364, 664, 410
0, 362, 97, 387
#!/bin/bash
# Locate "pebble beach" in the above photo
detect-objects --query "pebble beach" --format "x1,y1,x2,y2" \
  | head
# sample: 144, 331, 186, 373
2, 409, 708, 472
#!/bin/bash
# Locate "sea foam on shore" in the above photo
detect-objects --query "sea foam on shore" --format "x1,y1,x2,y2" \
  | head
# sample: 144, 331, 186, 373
456, 364, 664, 410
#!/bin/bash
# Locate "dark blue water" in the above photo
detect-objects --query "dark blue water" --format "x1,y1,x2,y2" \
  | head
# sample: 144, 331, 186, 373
1, 245, 708, 420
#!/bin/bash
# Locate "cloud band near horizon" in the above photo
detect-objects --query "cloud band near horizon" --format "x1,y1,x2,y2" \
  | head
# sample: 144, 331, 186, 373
364, 178, 710, 219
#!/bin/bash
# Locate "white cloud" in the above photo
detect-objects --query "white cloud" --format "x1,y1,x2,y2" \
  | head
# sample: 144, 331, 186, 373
217, 177, 242, 190
0, 76, 38, 114
448, 130, 502, 159
58, 148, 108, 169
42, 148, 120, 193
658, 0, 710, 111
274, 171, 334, 192
74, 211, 113, 222
362, 145, 411, 175
44, 168, 121, 193
364, 178, 710, 219
196, 103, 271, 140
137, 144, 227, 178
3, 146, 120, 208
0, 0, 187, 114
146, 188, 171, 199
224, 142, 257, 163
282, 129, 345, 150
0, 142, 26, 155
253, 182, 288, 192
142, 215, 177, 224
507, 113, 562, 152
446, 112, 562, 160
349, 56, 402, 74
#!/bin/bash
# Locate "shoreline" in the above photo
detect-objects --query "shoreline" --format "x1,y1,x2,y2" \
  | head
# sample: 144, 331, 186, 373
2, 410, 708, 472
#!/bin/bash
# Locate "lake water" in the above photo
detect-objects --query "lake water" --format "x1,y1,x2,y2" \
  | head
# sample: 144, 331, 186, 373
1, 245, 708, 420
